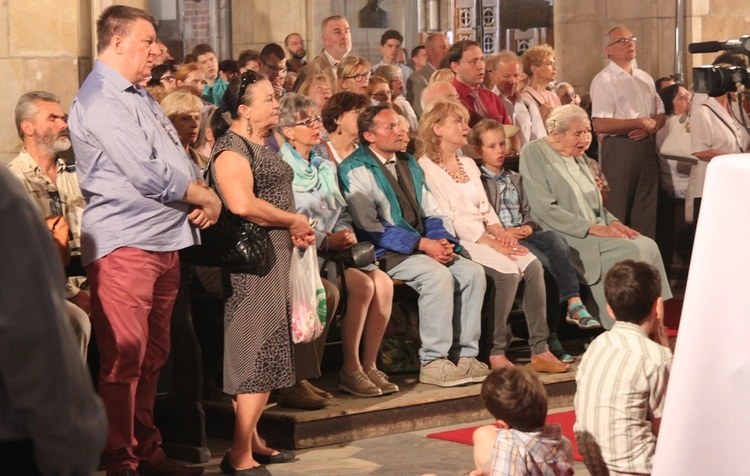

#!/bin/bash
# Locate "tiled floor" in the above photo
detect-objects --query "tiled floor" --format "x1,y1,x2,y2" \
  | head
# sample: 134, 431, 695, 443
94, 408, 589, 475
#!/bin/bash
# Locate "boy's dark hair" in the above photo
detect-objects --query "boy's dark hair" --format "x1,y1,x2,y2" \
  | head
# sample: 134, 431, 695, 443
380, 29, 404, 46
260, 43, 285, 63
469, 118, 504, 148
480, 366, 547, 432
357, 103, 392, 145
237, 49, 261, 69
604, 259, 662, 324
192, 43, 215, 58
219, 59, 239, 77
322, 91, 370, 134
445, 40, 481, 70
411, 45, 425, 59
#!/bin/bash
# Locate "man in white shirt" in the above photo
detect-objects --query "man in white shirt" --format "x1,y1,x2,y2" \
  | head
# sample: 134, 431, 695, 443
488, 50, 547, 151
590, 25, 665, 239
406, 33, 450, 117
372, 29, 413, 96
294, 15, 352, 90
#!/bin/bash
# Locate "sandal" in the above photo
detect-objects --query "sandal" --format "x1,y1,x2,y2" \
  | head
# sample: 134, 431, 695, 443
549, 334, 575, 364
566, 302, 602, 329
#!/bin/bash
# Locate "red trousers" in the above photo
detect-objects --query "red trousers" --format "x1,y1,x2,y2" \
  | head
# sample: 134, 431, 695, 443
87, 247, 180, 473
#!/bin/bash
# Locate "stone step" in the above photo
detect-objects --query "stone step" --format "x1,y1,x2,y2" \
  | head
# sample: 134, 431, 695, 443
203, 361, 578, 450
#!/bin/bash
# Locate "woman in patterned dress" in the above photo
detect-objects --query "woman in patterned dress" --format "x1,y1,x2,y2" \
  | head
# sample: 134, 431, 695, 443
211, 71, 315, 474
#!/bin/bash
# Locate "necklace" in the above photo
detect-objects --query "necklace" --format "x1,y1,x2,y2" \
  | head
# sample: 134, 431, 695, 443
438, 154, 470, 183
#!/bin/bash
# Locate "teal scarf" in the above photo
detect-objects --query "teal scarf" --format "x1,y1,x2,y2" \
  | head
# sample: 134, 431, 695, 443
280, 142, 346, 210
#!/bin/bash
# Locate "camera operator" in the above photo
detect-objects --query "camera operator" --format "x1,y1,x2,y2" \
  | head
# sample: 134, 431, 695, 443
688, 53, 750, 221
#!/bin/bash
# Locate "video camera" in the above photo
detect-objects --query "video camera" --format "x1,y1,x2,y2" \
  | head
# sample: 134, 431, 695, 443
688, 36, 750, 97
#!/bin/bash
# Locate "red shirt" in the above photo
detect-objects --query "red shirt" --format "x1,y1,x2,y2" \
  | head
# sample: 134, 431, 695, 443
453, 78, 511, 127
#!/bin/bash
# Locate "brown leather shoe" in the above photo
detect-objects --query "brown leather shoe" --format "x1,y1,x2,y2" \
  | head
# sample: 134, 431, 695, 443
302, 379, 333, 399
277, 381, 329, 410
139, 457, 204, 476
530, 354, 569, 374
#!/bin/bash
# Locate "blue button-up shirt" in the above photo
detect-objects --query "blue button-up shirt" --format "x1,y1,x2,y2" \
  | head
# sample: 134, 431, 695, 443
68, 61, 201, 265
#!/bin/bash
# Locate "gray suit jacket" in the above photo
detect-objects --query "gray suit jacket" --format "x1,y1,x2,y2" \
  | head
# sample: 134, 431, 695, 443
294, 52, 336, 92
405, 63, 436, 118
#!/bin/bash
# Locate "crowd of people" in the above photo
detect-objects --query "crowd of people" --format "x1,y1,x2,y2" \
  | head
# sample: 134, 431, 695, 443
4, 4, 750, 476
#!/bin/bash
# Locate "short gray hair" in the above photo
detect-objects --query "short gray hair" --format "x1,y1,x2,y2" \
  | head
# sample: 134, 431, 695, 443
15, 91, 61, 139
488, 50, 519, 72
277, 93, 318, 134
603, 25, 628, 49
545, 104, 590, 135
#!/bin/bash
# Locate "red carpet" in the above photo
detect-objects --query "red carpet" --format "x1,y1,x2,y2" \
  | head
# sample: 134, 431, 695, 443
427, 410, 582, 461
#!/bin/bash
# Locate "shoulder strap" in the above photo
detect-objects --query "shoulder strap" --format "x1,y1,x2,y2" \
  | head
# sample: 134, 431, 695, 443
702, 102, 743, 152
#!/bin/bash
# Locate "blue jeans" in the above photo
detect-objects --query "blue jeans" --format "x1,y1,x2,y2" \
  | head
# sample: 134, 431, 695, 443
388, 254, 486, 365
521, 229, 580, 303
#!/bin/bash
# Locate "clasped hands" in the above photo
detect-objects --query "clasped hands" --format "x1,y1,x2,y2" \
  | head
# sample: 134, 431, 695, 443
188, 181, 221, 229
419, 237, 456, 264
628, 117, 658, 140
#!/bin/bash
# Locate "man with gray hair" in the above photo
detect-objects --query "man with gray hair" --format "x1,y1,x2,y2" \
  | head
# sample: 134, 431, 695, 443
294, 15, 352, 90
488, 50, 547, 150
590, 25, 665, 239
68, 5, 218, 475
8, 91, 92, 360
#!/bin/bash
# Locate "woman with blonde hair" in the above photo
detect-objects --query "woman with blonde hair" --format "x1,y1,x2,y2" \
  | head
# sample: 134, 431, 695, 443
373, 64, 418, 131
297, 74, 334, 111
520, 44, 561, 122
161, 88, 208, 169
417, 99, 568, 373
429, 68, 455, 84
336, 55, 372, 96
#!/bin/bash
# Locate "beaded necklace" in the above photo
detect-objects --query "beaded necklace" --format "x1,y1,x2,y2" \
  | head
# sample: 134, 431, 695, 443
438, 154, 470, 183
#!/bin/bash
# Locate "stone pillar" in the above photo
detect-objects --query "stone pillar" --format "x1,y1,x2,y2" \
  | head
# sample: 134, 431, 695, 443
554, 0, 750, 98
0, 0, 148, 164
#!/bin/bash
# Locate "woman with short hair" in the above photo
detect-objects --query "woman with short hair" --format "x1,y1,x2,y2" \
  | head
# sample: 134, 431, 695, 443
374, 64, 418, 131
320, 91, 370, 166
519, 104, 672, 329
336, 56, 372, 96
161, 89, 208, 169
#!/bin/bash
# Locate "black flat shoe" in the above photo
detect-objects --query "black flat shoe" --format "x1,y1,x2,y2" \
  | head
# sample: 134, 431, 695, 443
252, 449, 295, 465
220, 452, 271, 476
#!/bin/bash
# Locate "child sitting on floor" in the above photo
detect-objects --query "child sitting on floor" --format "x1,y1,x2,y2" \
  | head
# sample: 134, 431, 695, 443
471, 366, 574, 475
574, 259, 671, 475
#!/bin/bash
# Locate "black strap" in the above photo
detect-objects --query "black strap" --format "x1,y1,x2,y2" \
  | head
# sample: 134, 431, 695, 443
702, 102, 743, 152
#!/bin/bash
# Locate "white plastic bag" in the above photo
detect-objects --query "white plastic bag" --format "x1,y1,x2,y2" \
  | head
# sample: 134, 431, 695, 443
289, 246, 326, 343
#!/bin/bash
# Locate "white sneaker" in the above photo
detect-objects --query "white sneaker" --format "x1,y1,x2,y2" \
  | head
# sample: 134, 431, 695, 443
419, 359, 473, 387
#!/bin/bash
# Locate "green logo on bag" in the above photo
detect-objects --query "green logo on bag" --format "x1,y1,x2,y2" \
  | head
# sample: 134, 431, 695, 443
316, 288, 327, 324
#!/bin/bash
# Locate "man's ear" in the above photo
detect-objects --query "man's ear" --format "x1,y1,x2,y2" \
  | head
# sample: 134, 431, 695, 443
449, 61, 459, 75
362, 129, 375, 144
606, 304, 616, 322
652, 296, 664, 321
20, 120, 35, 138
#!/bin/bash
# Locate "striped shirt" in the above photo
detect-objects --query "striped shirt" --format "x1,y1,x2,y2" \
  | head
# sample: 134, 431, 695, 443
489, 424, 574, 476
574, 321, 672, 475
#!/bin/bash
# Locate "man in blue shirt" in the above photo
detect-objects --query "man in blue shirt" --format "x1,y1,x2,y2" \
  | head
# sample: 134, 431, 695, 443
68, 5, 219, 476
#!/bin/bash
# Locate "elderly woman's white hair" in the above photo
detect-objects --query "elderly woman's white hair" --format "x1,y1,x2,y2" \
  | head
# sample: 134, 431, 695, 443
545, 104, 590, 135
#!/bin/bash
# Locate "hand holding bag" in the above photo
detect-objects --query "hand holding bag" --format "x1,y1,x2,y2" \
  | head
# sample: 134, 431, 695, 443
289, 246, 326, 344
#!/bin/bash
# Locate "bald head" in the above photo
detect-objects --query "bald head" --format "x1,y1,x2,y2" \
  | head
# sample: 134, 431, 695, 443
421, 81, 459, 111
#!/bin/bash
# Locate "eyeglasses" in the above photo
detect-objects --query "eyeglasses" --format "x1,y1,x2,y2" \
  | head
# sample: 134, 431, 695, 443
234, 70, 260, 114
294, 115, 322, 128
675, 93, 691, 101
608, 36, 637, 46
345, 72, 372, 82
160, 75, 176, 83
262, 59, 287, 73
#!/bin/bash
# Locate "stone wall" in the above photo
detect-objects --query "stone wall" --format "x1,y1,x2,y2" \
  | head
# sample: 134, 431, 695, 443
554, 0, 750, 98
183, 0, 212, 55
0, 0, 147, 165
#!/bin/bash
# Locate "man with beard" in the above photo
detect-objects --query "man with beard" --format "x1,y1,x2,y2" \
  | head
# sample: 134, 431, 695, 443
285, 32, 307, 73
294, 15, 352, 90
488, 50, 546, 148
8, 91, 92, 360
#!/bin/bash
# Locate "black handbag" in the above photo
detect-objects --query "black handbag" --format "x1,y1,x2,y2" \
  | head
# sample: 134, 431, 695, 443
180, 144, 273, 274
